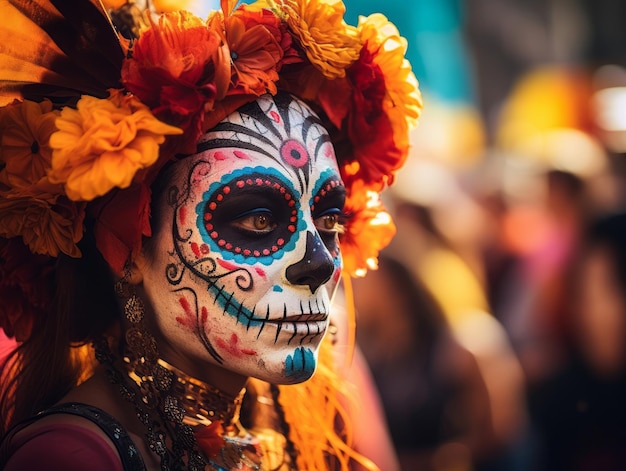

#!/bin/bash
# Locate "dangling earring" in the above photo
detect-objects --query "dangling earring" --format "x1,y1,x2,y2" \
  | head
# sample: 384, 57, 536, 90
114, 264, 145, 325
125, 293, 144, 324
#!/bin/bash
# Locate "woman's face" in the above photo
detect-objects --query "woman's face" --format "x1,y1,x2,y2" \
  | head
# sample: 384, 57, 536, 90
140, 94, 345, 385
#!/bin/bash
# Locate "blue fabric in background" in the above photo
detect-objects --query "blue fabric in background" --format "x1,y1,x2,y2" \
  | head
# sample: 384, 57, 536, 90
342, 0, 475, 106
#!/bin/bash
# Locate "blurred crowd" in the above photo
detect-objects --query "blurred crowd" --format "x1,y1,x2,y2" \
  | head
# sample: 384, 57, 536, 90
345, 0, 626, 470
2, 1, 626, 470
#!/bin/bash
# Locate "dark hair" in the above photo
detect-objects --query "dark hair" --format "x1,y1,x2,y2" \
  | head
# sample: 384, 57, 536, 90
0, 226, 121, 435
583, 211, 626, 299
561, 211, 626, 353
359, 253, 447, 361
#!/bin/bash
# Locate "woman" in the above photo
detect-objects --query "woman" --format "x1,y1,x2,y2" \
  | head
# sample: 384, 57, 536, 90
530, 212, 626, 471
352, 254, 495, 471
0, 0, 421, 470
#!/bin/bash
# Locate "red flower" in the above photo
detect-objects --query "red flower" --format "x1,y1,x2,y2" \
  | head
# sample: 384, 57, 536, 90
90, 183, 152, 274
223, 11, 282, 96
0, 237, 55, 341
234, 6, 302, 69
194, 420, 225, 459
122, 11, 230, 154
319, 46, 399, 188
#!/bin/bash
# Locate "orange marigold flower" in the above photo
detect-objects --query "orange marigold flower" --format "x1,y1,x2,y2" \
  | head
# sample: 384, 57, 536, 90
0, 100, 59, 189
234, 5, 302, 67
0, 179, 85, 258
123, 11, 229, 153
340, 179, 395, 277
357, 13, 422, 161
101, 0, 127, 8
48, 90, 182, 201
323, 13, 423, 188
266, 0, 360, 79
152, 0, 195, 13
223, 6, 285, 95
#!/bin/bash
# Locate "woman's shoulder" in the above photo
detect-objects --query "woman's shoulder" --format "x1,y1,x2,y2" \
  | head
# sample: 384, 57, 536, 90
2, 409, 123, 471
1, 403, 145, 471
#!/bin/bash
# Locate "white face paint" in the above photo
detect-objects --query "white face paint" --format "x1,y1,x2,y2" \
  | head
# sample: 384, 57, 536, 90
141, 94, 345, 385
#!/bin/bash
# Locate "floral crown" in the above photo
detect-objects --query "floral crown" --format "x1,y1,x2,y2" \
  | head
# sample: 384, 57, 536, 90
0, 0, 422, 340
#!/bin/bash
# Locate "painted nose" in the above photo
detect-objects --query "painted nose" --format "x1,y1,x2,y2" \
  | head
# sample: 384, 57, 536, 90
286, 231, 335, 294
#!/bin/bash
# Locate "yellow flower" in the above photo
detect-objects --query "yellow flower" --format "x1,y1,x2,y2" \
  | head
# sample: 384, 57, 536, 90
153, 0, 196, 13
0, 178, 84, 257
48, 90, 182, 201
0, 100, 59, 189
357, 13, 422, 152
266, 0, 360, 79
101, 0, 127, 8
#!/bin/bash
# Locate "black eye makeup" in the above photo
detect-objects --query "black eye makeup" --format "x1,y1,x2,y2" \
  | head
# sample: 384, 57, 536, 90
201, 172, 300, 259
310, 176, 346, 251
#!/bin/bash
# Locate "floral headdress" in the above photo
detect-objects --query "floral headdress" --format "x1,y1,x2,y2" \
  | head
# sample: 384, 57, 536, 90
0, 0, 422, 340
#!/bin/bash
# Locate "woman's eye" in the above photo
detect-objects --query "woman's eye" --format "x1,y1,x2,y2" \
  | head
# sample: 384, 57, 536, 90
232, 210, 277, 234
314, 211, 344, 233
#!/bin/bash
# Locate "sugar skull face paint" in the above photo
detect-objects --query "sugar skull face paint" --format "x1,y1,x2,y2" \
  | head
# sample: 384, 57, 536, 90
141, 93, 345, 384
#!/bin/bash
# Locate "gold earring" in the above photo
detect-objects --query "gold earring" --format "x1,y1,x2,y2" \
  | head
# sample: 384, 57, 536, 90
115, 263, 133, 298
125, 292, 145, 324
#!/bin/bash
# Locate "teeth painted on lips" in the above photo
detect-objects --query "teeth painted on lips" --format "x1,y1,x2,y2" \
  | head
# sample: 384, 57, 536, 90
264, 313, 328, 323
271, 319, 327, 343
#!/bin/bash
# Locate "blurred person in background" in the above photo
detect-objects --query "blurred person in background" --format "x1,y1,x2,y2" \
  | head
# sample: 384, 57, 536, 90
384, 102, 530, 470
488, 66, 621, 387
352, 254, 494, 471
530, 212, 626, 471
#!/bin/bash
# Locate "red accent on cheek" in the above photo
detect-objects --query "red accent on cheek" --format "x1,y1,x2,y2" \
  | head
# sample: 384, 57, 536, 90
233, 150, 251, 160
270, 111, 280, 123
216, 333, 257, 358
201, 306, 208, 324
175, 317, 187, 327
176, 297, 196, 328
254, 267, 266, 278
180, 297, 191, 314
179, 207, 187, 225
191, 242, 201, 258
214, 151, 227, 160
333, 268, 341, 282
217, 258, 238, 271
